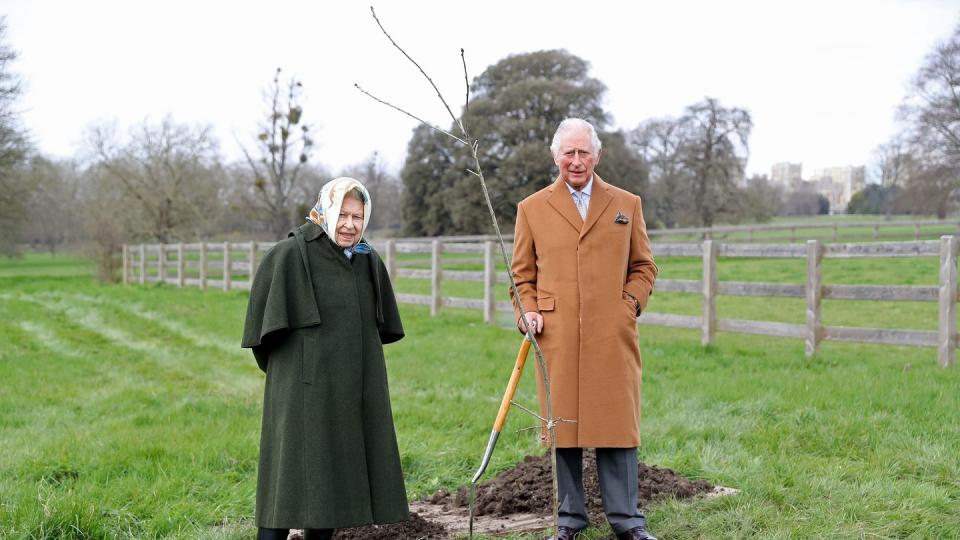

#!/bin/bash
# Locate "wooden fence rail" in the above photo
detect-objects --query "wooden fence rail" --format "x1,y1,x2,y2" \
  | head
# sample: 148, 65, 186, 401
376, 218, 960, 244
123, 235, 958, 367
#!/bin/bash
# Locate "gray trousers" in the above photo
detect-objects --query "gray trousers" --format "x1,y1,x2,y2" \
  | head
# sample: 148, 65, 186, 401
556, 447, 646, 533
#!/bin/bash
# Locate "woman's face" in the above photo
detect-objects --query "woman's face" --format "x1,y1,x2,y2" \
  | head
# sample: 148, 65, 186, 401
335, 197, 364, 247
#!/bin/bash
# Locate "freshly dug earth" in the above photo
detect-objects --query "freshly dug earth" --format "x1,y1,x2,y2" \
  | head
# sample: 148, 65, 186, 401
431, 450, 714, 524
295, 452, 714, 539
331, 513, 448, 539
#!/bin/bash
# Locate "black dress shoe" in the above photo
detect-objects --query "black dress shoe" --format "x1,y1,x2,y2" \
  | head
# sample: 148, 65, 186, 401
302, 529, 333, 540
616, 525, 658, 540
552, 525, 584, 540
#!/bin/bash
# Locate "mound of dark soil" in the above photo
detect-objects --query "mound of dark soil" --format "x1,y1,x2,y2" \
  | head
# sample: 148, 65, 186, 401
431, 450, 714, 524
331, 512, 447, 539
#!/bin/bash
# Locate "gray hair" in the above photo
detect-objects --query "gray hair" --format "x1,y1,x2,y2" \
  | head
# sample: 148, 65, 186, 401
550, 118, 602, 158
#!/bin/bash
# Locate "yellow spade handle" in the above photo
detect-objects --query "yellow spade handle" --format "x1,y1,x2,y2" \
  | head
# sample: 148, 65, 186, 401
493, 338, 532, 432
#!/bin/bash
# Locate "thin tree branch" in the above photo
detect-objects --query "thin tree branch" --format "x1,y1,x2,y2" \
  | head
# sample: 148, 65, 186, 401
461, 48, 470, 117
354, 83, 468, 145
369, 6, 464, 137
509, 400, 577, 427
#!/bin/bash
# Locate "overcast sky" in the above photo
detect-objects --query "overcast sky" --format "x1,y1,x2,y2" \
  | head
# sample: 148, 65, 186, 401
4, 0, 958, 180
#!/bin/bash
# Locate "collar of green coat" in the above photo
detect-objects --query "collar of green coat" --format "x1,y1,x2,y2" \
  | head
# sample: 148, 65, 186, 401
294, 220, 384, 324
296, 221, 325, 242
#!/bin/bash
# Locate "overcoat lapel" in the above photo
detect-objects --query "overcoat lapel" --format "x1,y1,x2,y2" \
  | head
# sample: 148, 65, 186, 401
546, 176, 583, 233
579, 176, 613, 240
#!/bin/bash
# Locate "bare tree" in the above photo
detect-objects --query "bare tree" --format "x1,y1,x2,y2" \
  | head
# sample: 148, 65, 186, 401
681, 98, 752, 227
630, 118, 687, 228
741, 174, 783, 222
89, 117, 223, 243
78, 163, 134, 282
872, 137, 915, 219
21, 156, 80, 254
240, 68, 314, 239
629, 98, 752, 227
0, 16, 30, 256
897, 21, 960, 218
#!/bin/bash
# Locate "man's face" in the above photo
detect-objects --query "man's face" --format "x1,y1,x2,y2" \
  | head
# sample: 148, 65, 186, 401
554, 128, 600, 191
335, 197, 364, 247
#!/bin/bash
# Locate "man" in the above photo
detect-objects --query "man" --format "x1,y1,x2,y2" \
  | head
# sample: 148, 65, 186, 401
510, 118, 658, 540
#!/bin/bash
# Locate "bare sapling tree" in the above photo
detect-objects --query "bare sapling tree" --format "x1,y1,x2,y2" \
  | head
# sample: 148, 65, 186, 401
240, 68, 314, 239
79, 164, 132, 282
356, 7, 565, 536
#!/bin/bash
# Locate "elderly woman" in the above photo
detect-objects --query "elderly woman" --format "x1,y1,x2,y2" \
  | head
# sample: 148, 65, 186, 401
242, 177, 407, 540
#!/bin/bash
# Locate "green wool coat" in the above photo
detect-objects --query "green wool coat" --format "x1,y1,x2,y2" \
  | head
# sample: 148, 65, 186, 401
241, 221, 408, 529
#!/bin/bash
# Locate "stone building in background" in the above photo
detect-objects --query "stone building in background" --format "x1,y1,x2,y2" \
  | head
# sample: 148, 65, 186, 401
807, 165, 866, 213
770, 162, 803, 189
769, 162, 866, 214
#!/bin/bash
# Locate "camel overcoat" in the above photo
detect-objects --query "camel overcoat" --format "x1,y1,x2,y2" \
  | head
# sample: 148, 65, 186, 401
242, 221, 408, 529
510, 175, 657, 448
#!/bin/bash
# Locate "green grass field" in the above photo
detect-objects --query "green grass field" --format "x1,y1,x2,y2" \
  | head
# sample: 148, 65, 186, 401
1, 254, 959, 539
640, 216, 960, 244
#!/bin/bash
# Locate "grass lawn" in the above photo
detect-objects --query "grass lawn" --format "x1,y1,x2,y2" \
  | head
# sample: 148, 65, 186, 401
645, 215, 960, 243
0, 252, 93, 278
1, 254, 959, 538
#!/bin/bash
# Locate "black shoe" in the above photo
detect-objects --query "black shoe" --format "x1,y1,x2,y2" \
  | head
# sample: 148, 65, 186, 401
303, 529, 333, 540
616, 526, 657, 540
551, 525, 584, 540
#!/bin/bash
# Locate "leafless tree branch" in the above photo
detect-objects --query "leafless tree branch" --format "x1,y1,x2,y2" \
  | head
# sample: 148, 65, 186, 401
369, 6, 464, 136
354, 83, 468, 145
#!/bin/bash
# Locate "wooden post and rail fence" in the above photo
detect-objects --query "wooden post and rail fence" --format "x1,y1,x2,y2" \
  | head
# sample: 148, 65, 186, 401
646, 218, 960, 243
121, 220, 960, 368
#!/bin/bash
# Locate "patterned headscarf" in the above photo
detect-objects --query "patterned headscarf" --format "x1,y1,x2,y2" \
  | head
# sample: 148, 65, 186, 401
307, 177, 372, 254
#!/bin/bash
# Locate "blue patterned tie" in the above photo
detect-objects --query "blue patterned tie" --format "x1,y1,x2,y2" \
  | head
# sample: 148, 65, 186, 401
573, 191, 587, 220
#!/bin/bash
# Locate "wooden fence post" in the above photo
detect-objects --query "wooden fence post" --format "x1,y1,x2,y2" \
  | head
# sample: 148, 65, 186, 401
702, 240, 717, 346
938, 235, 957, 368
915, 224, 921, 240
157, 244, 166, 285
806, 239, 824, 358
122, 245, 129, 285
790, 226, 796, 243
199, 242, 207, 290
139, 244, 146, 285
832, 223, 838, 242
483, 241, 495, 323
177, 243, 185, 287
873, 224, 880, 239
431, 239, 442, 316
249, 241, 257, 281
385, 239, 396, 281
223, 242, 232, 292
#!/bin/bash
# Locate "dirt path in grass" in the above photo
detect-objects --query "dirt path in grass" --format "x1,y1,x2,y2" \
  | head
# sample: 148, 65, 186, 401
291, 450, 723, 539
